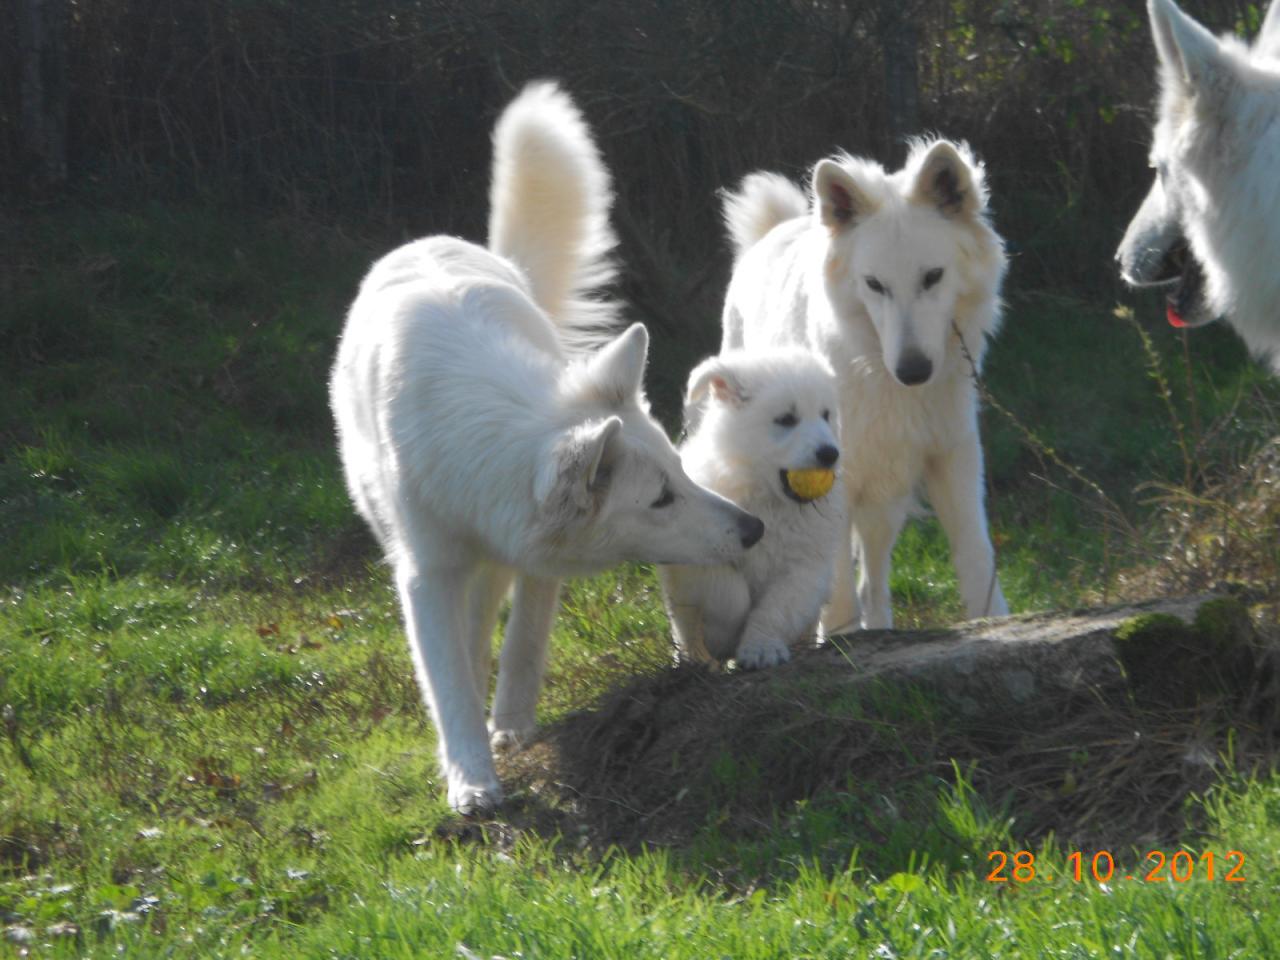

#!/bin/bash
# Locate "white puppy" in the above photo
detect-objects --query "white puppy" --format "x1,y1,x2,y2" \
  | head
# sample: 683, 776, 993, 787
659, 348, 846, 669
330, 82, 763, 814
720, 139, 1009, 631
1117, 0, 1280, 371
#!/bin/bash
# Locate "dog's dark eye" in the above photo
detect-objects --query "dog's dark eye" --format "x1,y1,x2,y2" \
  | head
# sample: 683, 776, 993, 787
774, 412, 798, 428
865, 276, 887, 295
822, 409, 831, 422
650, 486, 675, 509
923, 268, 944, 290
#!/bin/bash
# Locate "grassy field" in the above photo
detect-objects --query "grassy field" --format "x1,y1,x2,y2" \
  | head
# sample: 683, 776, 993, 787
2, 202, 1279, 956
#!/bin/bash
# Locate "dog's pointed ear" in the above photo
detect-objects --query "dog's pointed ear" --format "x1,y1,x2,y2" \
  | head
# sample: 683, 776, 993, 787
535, 416, 623, 512
1149, 0, 1233, 98
584, 323, 648, 407
910, 141, 984, 219
1259, 0, 1280, 55
686, 356, 748, 408
578, 416, 622, 491
813, 160, 876, 233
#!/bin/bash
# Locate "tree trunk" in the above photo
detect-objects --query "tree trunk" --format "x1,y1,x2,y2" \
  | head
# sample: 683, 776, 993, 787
18, 0, 69, 188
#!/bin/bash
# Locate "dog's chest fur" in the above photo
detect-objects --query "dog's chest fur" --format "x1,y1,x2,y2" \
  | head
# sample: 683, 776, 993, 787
822, 334, 978, 508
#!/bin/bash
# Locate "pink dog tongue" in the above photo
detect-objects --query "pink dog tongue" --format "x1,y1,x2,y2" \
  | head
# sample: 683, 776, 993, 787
1166, 302, 1188, 328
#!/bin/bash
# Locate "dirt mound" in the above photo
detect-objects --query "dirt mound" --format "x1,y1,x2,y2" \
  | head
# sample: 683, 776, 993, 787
497, 596, 1278, 866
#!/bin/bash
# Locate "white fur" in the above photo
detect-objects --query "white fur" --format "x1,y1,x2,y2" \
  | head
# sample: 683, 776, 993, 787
1117, 0, 1280, 371
330, 82, 763, 814
722, 172, 811, 261
659, 348, 847, 669
488, 81, 619, 355
720, 138, 1009, 631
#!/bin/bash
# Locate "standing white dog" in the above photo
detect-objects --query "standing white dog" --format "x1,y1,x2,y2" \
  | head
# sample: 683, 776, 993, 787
330, 82, 764, 815
1116, 0, 1280, 372
659, 348, 846, 669
720, 139, 1009, 631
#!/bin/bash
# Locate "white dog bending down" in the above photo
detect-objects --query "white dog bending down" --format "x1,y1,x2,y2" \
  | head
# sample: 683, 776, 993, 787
720, 139, 1009, 631
1116, 0, 1280, 371
659, 348, 846, 669
330, 82, 764, 815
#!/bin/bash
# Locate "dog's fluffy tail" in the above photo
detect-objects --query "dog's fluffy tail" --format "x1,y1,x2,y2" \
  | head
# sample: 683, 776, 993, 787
489, 81, 619, 355
721, 172, 808, 260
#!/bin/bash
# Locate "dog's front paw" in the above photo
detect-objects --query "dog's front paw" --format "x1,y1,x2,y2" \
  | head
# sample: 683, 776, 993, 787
489, 723, 536, 753
733, 638, 791, 670
859, 605, 893, 631
448, 780, 502, 818
483, 721, 535, 757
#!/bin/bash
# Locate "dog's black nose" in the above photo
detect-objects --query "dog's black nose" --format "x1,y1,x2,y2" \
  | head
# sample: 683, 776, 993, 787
895, 350, 933, 386
738, 514, 765, 549
816, 444, 839, 467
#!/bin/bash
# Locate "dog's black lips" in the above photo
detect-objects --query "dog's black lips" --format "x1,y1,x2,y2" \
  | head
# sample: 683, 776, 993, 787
1151, 238, 1216, 328
1170, 253, 1211, 325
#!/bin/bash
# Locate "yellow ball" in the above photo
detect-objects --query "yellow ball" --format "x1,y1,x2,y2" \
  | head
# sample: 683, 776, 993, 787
784, 468, 835, 501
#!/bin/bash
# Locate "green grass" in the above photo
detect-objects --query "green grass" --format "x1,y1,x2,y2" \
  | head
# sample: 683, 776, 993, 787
2, 201, 1279, 956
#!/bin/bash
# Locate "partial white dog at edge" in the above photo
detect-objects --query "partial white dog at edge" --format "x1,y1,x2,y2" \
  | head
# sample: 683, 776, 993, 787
659, 348, 846, 670
329, 81, 765, 815
1117, 0, 1280, 371
720, 138, 1009, 631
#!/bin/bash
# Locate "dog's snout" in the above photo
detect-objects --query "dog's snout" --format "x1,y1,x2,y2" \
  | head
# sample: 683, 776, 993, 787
895, 351, 933, 386
816, 444, 839, 467
738, 513, 765, 549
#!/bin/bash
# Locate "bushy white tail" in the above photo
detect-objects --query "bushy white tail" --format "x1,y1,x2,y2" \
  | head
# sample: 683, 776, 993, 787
721, 172, 808, 259
488, 81, 619, 354
1256, 0, 1280, 60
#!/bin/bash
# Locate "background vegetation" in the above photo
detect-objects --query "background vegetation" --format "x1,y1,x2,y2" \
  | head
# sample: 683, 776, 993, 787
7, 0, 1265, 307
3, 0, 1280, 955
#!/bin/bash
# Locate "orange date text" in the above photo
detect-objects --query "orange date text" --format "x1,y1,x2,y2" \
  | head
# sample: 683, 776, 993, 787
985, 850, 1246, 883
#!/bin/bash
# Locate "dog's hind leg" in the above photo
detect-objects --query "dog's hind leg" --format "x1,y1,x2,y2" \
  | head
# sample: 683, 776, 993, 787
925, 438, 1008, 619
395, 557, 501, 816
658, 564, 708, 663
466, 564, 515, 705
660, 565, 749, 664
820, 520, 860, 634
850, 499, 908, 630
489, 574, 562, 751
